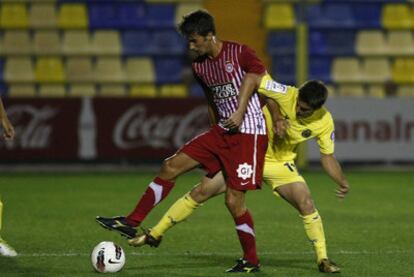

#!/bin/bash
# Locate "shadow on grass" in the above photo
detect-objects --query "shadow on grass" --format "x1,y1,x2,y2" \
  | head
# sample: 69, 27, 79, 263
127, 253, 314, 276
185, 253, 313, 271
261, 256, 314, 271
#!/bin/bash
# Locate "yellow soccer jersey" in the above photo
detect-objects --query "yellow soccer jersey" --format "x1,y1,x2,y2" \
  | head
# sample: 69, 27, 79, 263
259, 74, 335, 161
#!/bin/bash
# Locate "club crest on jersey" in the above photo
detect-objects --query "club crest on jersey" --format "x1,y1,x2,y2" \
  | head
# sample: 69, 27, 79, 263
225, 62, 234, 73
265, 80, 287, 94
211, 82, 237, 99
302, 129, 312, 138
237, 162, 253, 180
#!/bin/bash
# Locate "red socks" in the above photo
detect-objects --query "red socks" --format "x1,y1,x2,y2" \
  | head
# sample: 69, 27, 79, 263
234, 210, 259, 265
126, 177, 175, 226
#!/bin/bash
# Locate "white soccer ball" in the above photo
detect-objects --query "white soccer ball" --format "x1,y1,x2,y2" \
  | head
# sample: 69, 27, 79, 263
91, 241, 126, 273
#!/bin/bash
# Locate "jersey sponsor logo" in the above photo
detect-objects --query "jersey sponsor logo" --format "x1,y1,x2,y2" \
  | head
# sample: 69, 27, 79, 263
225, 62, 234, 73
264, 80, 287, 94
302, 129, 312, 138
211, 82, 237, 99
237, 162, 253, 180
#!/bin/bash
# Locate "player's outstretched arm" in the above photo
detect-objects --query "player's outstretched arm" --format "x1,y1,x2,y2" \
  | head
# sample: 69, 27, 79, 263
320, 153, 350, 199
0, 98, 15, 140
223, 73, 263, 130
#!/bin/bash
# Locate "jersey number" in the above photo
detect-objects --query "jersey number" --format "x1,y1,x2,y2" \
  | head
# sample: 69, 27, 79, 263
284, 162, 301, 176
284, 162, 296, 172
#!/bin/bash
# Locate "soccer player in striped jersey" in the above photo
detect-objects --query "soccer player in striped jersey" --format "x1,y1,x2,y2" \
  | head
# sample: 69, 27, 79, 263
0, 97, 17, 257
97, 10, 270, 272
128, 74, 350, 273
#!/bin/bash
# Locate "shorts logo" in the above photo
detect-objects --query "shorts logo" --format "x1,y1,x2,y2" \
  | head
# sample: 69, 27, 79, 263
225, 62, 234, 73
302, 129, 312, 138
330, 131, 335, 141
237, 162, 253, 180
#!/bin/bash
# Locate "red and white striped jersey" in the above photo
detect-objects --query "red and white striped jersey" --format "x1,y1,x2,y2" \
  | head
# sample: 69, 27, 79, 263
192, 41, 267, 135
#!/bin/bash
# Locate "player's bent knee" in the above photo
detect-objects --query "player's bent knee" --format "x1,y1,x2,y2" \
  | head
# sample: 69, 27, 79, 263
160, 158, 181, 178
298, 198, 315, 215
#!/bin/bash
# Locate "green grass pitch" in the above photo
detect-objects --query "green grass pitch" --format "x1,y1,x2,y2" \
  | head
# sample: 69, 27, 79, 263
0, 170, 413, 276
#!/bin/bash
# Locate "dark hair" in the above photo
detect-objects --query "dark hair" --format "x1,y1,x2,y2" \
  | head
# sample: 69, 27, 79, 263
178, 10, 216, 38
298, 80, 328, 110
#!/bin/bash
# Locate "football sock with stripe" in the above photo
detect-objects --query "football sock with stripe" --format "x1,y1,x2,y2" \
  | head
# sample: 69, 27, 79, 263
126, 177, 175, 226
234, 210, 259, 265
302, 210, 328, 263
150, 193, 200, 239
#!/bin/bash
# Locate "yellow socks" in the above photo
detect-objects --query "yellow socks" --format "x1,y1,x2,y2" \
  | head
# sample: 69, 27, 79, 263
301, 210, 328, 263
150, 193, 200, 239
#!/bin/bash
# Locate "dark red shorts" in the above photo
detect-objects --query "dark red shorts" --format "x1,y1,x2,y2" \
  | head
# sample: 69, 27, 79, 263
180, 125, 268, 191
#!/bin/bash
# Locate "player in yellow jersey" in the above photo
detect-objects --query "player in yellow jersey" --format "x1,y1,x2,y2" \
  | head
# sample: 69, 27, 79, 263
128, 74, 349, 273
0, 97, 17, 257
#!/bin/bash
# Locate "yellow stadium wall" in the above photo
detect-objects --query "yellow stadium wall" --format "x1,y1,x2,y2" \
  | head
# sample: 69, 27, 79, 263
204, 0, 270, 68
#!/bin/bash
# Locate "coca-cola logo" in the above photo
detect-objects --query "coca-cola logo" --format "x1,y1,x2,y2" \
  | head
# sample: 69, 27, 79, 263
0, 105, 57, 149
113, 105, 208, 149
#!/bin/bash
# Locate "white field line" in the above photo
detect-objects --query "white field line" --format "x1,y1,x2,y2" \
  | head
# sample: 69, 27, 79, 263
16, 249, 414, 258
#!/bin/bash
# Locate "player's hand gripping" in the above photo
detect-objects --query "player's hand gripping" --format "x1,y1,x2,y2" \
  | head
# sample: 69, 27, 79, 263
1, 117, 15, 140
336, 180, 349, 199
273, 119, 289, 138
223, 109, 244, 130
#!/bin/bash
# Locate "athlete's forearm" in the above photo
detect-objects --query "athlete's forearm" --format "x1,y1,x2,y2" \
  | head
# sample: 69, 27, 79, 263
222, 73, 262, 129
321, 154, 348, 186
0, 98, 15, 140
265, 98, 282, 121
265, 98, 288, 138
0, 98, 7, 120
